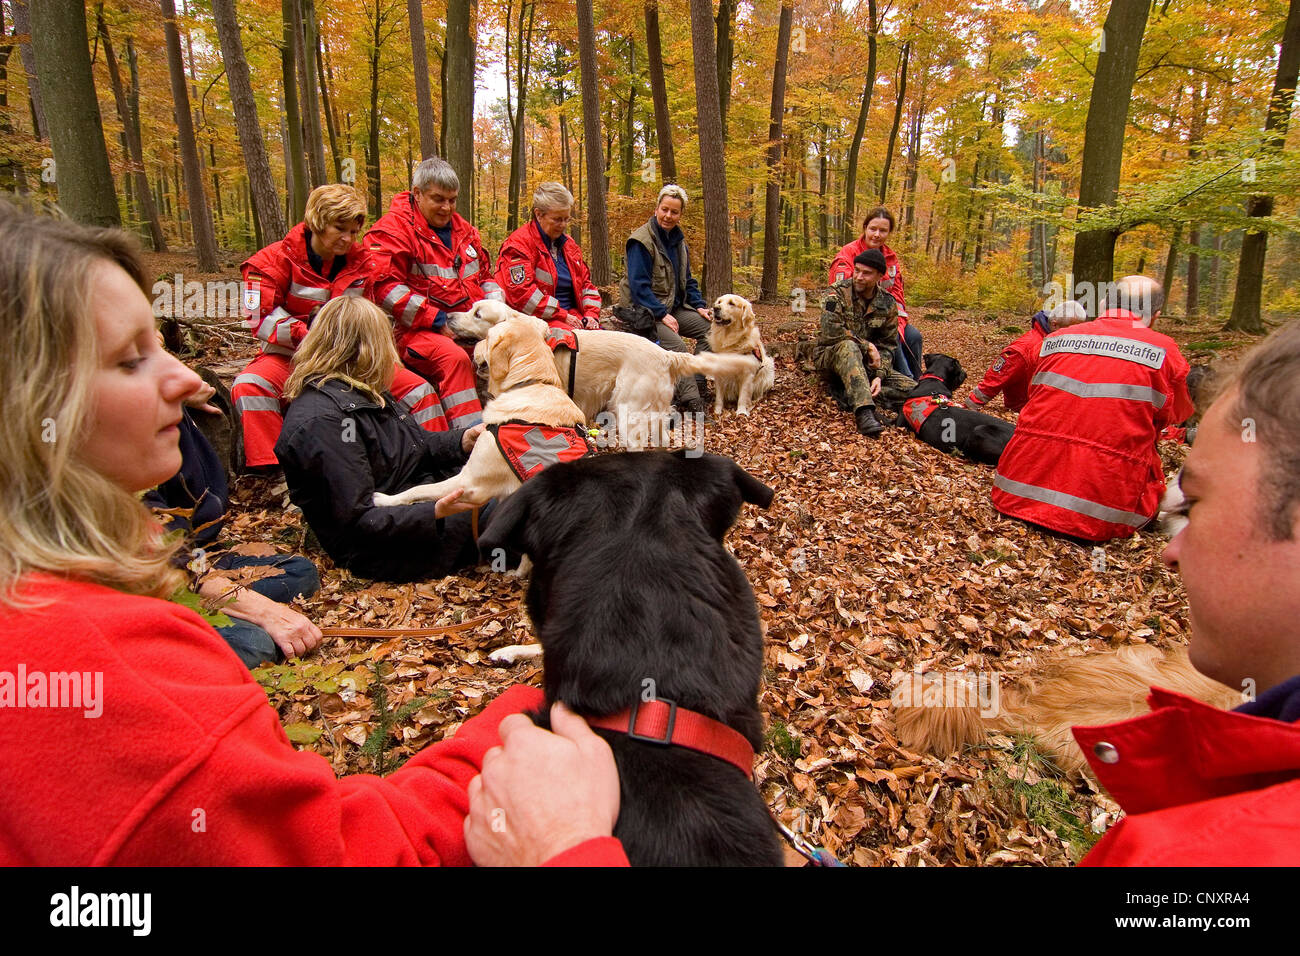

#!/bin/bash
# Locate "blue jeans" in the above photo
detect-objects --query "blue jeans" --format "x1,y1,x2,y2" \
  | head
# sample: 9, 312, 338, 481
213, 553, 320, 669
893, 324, 923, 379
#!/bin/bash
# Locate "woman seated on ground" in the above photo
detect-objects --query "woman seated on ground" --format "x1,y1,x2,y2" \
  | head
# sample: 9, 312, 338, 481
495, 182, 603, 330
618, 183, 714, 413
0, 203, 621, 866
232, 183, 446, 472
275, 296, 485, 583
829, 206, 921, 378
145, 393, 322, 669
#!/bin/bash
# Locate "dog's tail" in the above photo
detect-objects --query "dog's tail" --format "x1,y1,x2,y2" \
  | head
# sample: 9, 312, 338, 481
667, 351, 760, 382
892, 645, 1241, 775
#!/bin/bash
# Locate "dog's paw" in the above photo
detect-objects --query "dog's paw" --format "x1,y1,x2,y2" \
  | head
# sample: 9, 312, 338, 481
489, 643, 543, 665
736, 405, 751, 416
372, 492, 399, 507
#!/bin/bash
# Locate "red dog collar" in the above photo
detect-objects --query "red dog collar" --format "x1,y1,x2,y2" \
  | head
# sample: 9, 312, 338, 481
583, 698, 755, 779
918, 373, 947, 384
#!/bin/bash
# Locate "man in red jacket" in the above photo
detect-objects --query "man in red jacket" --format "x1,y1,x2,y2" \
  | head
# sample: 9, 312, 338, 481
1077, 321, 1300, 865
495, 182, 603, 330
233, 185, 446, 468
966, 301, 1087, 413
366, 159, 504, 428
992, 276, 1193, 542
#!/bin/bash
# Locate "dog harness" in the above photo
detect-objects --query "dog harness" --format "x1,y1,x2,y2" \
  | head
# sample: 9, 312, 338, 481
583, 697, 755, 779
487, 419, 592, 483
901, 392, 959, 434
543, 326, 580, 399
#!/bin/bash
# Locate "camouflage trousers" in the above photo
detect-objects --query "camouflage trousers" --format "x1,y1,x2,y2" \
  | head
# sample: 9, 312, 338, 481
815, 340, 916, 410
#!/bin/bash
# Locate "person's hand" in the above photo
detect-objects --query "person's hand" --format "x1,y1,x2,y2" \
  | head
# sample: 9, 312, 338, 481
866, 342, 881, 369
183, 380, 221, 415
256, 600, 323, 659
582, 316, 601, 330
697, 306, 713, 322
871, 378, 882, 398
465, 702, 620, 866
461, 423, 487, 454
435, 487, 476, 518
662, 315, 679, 334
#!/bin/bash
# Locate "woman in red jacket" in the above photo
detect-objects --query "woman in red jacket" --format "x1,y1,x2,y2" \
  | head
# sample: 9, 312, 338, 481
0, 205, 623, 866
828, 206, 921, 378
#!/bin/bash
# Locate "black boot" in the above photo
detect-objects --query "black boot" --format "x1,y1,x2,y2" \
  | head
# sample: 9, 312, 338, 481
855, 406, 884, 438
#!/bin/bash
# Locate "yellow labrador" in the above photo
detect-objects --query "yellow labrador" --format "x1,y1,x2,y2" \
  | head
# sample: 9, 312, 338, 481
707, 294, 775, 416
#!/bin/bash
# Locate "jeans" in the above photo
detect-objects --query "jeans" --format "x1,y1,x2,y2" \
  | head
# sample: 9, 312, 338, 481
894, 323, 924, 379
212, 552, 320, 669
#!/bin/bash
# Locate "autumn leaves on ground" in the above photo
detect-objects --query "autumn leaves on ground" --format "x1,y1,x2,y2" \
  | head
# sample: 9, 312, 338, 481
192, 279, 1252, 866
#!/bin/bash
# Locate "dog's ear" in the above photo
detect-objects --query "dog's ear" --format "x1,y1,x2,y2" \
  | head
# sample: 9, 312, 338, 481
731, 460, 774, 509
950, 358, 967, 390
675, 452, 774, 539
923, 353, 937, 368
478, 479, 539, 562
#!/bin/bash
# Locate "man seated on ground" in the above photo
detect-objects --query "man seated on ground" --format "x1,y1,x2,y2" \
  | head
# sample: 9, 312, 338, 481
965, 300, 1087, 413
815, 248, 916, 437
366, 158, 504, 429
1078, 322, 1300, 865
233, 184, 445, 472
992, 275, 1192, 543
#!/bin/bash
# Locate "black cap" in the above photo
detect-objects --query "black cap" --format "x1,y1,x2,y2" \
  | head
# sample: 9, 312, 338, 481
853, 248, 887, 274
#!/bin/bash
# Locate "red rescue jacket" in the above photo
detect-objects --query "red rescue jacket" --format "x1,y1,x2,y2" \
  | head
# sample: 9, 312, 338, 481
1078, 687, 1300, 866
966, 323, 1048, 413
365, 193, 503, 348
828, 238, 907, 328
991, 311, 1193, 542
496, 219, 602, 328
240, 222, 370, 356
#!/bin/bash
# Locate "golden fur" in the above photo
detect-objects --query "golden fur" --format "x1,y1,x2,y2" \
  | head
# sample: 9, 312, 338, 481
707, 294, 775, 416
892, 644, 1243, 776
372, 318, 586, 510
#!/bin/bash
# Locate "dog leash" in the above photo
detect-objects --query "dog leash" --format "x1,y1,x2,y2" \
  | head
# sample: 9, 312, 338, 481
771, 813, 846, 867
319, 611, 501, 639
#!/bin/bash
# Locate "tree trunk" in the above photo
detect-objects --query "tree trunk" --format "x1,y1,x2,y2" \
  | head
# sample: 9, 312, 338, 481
842, 0, 878, 242
1071, 0, 1153, 300
443, 0, 476, 217
367, 20, 382, 219
1184, 80, 1207, 318
758, 0, 793, 302
576, 0, 610, 284
97, 13, 168, 252
644, 0, 676, 182
715, 0, 734, 140
818, 125, 828, 250
878, 39, 909, 204
298, 0, 327, 185
506, 0, 535, 230
620, 39, 637, 196
1161, 223, 1182, 305
281, 0, 308, 221
407, 0, 439, 160
211, 0, 286, 240
11, 0, 47, 141
1226, 0, 1300, 333
30, 0, 120, 226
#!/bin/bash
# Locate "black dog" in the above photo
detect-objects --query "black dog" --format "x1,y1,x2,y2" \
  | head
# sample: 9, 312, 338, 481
610, 302, 659, 341
899, 354, 1014, 466
477, 450, 784, 866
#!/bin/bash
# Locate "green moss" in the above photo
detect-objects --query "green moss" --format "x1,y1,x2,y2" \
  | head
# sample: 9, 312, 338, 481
765, 720, 801, 761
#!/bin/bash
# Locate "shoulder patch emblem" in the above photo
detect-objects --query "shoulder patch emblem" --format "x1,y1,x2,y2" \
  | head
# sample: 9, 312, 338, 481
465, 245, 478, 259
510, 264, 527, 285
242, 280, 261, 315
992, 356, 1006, 372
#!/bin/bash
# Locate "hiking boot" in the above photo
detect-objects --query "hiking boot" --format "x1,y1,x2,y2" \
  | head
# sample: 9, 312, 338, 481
855, 406, 884, 438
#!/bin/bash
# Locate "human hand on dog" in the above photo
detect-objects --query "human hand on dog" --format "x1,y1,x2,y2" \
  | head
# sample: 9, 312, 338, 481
696, 307, 713, 322
461, 423, 487, 454
434, 488, 476, 518
464, 702, 620, 866
662, 315, 679, 334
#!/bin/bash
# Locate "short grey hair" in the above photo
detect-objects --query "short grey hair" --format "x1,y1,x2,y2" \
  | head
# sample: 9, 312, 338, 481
533, 182, 574, 215
1048, 300, 1088, 328
657, 183, 688, 208
412, 158, 459, 194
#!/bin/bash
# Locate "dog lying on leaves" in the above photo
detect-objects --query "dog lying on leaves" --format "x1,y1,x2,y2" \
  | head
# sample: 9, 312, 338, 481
899, 354, 1015, 467
477, 450, 785, 866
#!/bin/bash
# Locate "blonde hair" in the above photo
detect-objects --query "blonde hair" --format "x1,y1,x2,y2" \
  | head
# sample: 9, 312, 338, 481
657, 183, 688, 209
0, 203, 184, 605
304, 183, 366, 233
284, 297, 400, 404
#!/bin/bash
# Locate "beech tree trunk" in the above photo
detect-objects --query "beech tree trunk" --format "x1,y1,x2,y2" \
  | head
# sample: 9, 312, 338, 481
407, 0, 439, 160
211, 0, 287, 239
11, 0, 47, 141
842, 0, 878, 243
759, 0, 793, 302
576, 0, 610, 283
716, 0, 734, 140
688, 0, 732, 295
298, 0, 327, 185
878, 39, 909, 204
443, 0, 476, 216
1226, 0, 1300, 333
281, 0, 309, 222
506, 0, 535, 230
316, 36, 342, 180
645, 0, 676, 182
1071, 0, 1152, 300
30, 0, 120, 226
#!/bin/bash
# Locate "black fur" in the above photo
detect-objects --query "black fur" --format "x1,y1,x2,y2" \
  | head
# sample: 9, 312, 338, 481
610, 303, 659, 340
902, 354, 1015, 467
477, 451, 784, 866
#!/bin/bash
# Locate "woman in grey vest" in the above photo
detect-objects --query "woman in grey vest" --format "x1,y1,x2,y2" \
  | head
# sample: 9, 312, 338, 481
618, 184, 714, 413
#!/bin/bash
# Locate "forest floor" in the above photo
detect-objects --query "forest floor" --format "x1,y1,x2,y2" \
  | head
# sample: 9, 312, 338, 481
151, 250, 1266, 867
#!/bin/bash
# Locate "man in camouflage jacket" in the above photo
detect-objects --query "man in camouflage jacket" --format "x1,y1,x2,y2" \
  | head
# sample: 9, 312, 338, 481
815, 248, 916, 437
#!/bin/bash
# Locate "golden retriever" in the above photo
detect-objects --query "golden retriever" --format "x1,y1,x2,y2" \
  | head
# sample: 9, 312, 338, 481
892, 644, 1242, 776
445, 300, 760, 446
707, 294, 775, 416
372, 318, 588, 510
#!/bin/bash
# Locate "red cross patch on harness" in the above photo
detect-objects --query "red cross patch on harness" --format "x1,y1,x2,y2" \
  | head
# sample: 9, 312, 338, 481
489, 421, 592, 483
543, 327, 579, 352
901, 394, 956, 434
